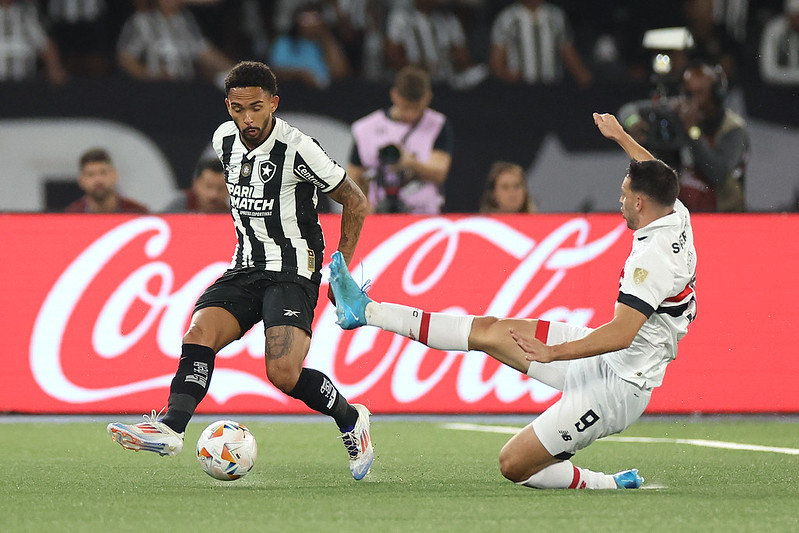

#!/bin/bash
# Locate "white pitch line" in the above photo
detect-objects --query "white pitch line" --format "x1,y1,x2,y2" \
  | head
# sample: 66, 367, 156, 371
442, 423, 799, 456
603, 436, 799, 455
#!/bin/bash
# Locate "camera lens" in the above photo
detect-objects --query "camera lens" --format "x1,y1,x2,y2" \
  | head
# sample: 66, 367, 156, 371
378, 144, 401, 165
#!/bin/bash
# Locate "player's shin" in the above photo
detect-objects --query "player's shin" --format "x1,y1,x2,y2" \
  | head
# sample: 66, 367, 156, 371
288, 367, 358, 431
367, 302, 474, 351
517, 460, 617, 490
161, 343, 216, 433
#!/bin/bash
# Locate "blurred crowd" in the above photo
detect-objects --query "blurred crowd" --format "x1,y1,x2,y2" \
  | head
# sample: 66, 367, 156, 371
2, 0, 797, 90
3, 0, 798, 214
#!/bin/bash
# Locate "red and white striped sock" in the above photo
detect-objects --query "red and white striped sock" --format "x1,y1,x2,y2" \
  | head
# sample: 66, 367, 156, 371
365, 302, 473, 351
518, 461, 617, 490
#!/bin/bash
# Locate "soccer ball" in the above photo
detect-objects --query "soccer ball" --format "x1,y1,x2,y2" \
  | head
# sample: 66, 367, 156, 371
196, 420, 258, 481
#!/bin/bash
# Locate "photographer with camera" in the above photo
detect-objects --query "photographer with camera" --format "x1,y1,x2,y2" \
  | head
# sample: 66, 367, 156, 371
619, 59, 749, 212
347, 66, 453, 214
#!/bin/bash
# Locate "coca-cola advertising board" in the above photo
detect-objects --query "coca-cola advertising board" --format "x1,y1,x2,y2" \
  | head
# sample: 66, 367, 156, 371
2, 213, 797, 414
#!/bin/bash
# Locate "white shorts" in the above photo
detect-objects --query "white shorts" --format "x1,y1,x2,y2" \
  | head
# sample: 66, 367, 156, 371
529, 321, 651, 459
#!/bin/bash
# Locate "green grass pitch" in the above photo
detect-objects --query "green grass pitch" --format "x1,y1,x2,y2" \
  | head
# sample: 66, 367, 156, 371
1, 416, 797, 532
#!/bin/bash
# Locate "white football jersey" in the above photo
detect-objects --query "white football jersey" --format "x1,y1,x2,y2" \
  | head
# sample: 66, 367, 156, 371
603, 200, 697, 389
212, 117, 346, 281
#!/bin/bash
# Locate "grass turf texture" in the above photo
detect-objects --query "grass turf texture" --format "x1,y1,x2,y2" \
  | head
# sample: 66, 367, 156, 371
1, 417, 798, 532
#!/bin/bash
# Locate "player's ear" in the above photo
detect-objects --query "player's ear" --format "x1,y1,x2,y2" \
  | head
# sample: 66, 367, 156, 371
225, 98, 232, 116
271, 95, 279, 112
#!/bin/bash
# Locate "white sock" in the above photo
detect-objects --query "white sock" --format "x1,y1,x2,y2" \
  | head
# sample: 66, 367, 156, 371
517, 460, 617, 490
365, 302, 474, 351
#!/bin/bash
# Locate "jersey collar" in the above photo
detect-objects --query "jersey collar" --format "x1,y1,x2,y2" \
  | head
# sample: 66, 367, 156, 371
244, 116, 279, 158
633, 209, 680, 239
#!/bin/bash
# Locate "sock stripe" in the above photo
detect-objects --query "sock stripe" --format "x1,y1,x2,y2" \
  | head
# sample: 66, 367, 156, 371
419, 311, 431, 345
568, 465, 581, 489
534, 320, 550, 343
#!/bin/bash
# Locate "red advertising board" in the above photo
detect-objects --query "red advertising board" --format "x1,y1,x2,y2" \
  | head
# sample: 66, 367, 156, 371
1, 213, 797, 414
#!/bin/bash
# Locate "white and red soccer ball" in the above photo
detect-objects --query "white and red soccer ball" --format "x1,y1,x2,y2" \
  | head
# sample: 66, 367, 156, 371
196, 420, 258, 481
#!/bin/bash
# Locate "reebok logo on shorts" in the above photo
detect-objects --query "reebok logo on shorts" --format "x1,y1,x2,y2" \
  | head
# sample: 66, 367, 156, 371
284, 309, 300, 317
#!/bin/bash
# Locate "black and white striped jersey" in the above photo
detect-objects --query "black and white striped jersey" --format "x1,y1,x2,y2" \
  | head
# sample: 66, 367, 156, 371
386, 6, 467, 83
212, 117, 346, 282
0, 2, 48, 82
117, 7, 209, 80
490, 3, 573, 84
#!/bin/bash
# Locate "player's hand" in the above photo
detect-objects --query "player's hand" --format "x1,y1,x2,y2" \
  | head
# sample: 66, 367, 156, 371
593, 112, 625, 141
509, 328, 555, 363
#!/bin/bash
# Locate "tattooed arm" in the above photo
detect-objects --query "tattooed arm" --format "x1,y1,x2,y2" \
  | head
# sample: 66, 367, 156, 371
327, 176, 369, 265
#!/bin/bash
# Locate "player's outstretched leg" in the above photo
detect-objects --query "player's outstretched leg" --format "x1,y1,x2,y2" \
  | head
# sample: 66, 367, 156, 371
518, 461, 644, 490
329, 251, 372, 329
612, 468, 644, 489
329, 251, 475, 352
340, 404, 374, 480
107, 409, 185, 457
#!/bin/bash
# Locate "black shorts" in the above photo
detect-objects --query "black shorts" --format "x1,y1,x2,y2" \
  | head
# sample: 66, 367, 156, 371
194, 268, 320, 337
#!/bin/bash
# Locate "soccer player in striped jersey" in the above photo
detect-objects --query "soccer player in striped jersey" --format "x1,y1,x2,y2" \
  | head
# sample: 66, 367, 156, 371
108, 61, 375, 481
329, 112, 696, 490
489, 0, 592, 87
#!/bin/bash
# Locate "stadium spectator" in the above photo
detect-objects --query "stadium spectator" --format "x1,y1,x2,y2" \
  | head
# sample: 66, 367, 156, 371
331, 0, 384, 79
162, 158, 229, 213
682, 0, 743, 85
759, 0, 799, 85
347, 65, 453, 214
479, 161, 538, 214
269, 2, 351, 89
328, 111, 696, 491
45, 0, 114, 78
0, 0, 68, 84
116, 0, 234, 84
619, 62, 749, 212
712, 0, 751, 45
489, 0, 592, 87
107, 61, 374, 481
179, 0, 272, 62
385, 0, 486, 88
65, 148, 149, 213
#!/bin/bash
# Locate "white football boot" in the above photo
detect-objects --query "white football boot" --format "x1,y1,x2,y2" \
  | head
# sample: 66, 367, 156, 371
341, 404, 374, 480
107, 409, 184, 456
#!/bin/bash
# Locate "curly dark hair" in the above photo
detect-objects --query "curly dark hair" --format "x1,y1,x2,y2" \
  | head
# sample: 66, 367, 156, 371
224, 61, 278, 96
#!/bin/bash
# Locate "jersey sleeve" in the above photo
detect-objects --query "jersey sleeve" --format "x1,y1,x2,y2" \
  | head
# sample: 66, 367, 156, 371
348, 136, 363, 166
618, 241, 674, 317
117, 16, 144, 56
386, 10, 407, 43
22, 5, 48, 51
183, 11, 211, 56
433, 119, 454, 154
293, 136, 346, 193
211, 122, 236, 161
490, 9, 512, 47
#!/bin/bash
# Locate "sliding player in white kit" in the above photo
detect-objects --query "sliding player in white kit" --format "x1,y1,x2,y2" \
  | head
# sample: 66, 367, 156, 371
328, 112, 697, 489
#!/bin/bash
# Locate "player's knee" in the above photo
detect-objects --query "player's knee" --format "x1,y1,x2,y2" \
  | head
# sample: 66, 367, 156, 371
183, 323, 208, 346
266, 365, 301, 394
498, 447, 527, 483
183, 320, 231, 350
469, 316, 500, 351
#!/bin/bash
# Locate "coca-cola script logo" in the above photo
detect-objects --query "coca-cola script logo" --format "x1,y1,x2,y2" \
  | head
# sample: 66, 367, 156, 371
30, 215, 626, 410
